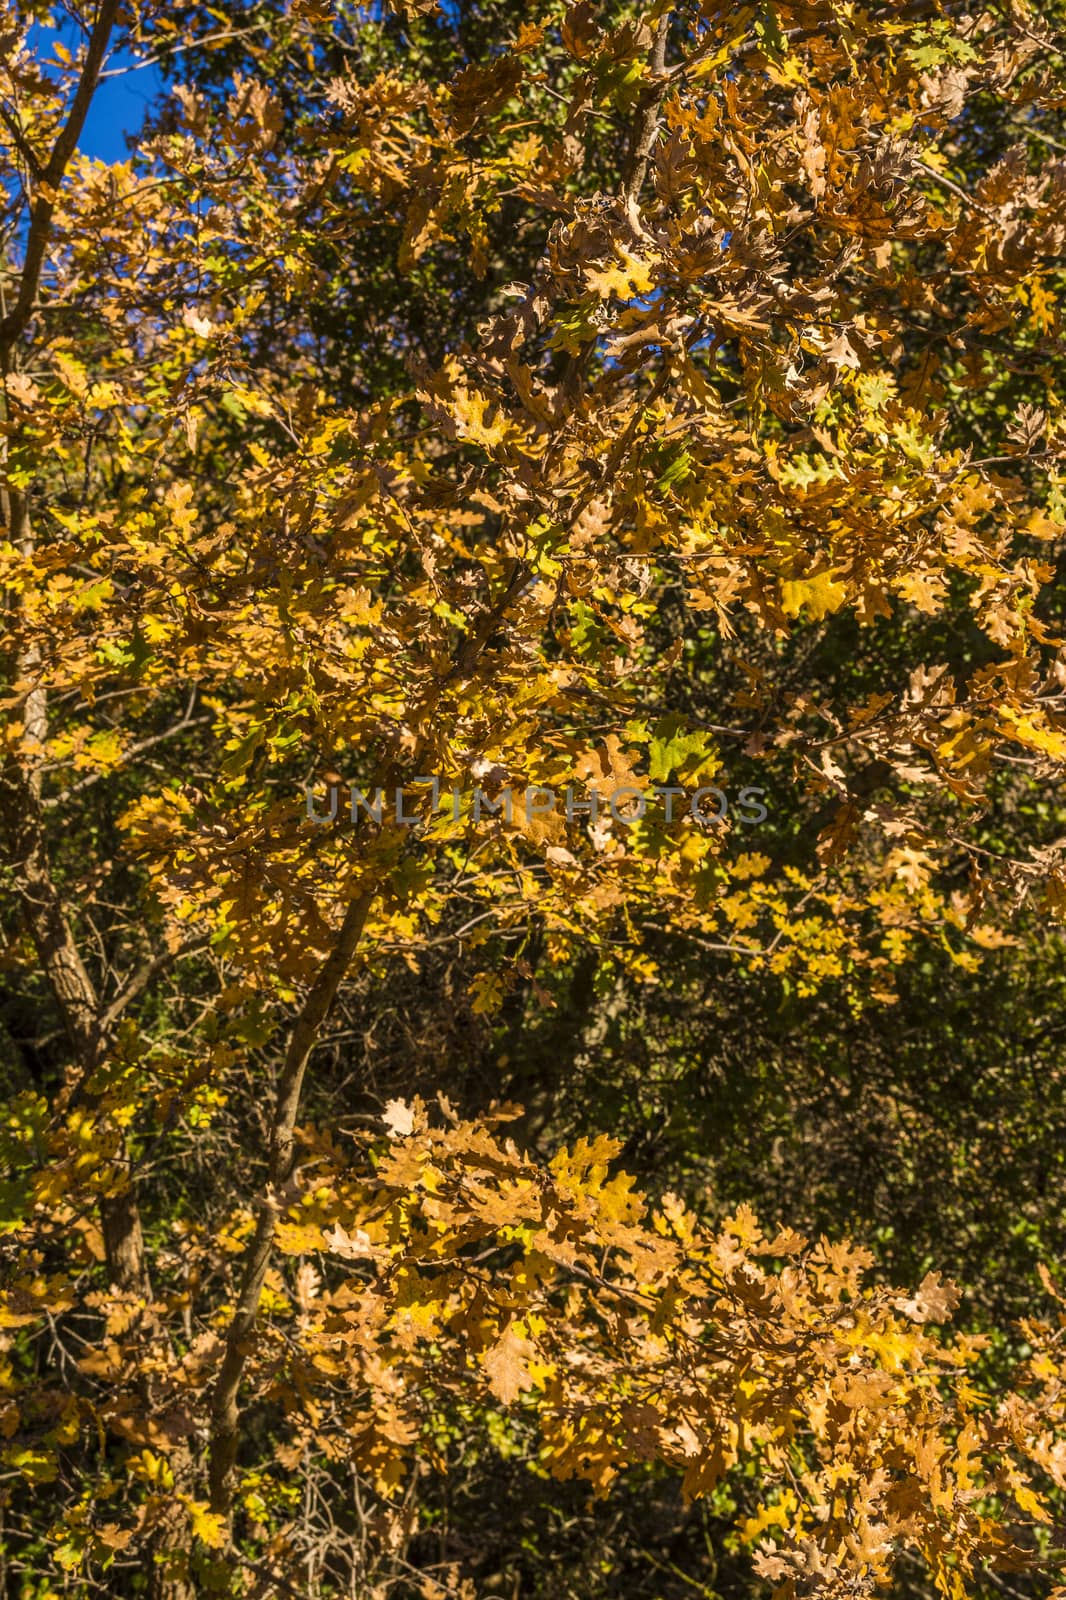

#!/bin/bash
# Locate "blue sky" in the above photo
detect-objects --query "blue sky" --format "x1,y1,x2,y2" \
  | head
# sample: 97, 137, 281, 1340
79, 54, 164, 162
26, 20, 164, 164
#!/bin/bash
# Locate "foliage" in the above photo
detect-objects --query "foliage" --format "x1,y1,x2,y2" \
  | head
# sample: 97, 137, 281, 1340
2, 0, 1066, 1595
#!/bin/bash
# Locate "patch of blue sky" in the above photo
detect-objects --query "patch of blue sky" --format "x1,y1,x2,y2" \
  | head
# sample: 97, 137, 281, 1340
626, 285, 664, 316
23, 17, 163, 164
79, 53, 164, 163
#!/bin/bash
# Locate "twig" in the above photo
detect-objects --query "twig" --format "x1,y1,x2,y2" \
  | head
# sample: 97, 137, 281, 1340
41, 714, 213, 808
909, 158, 997, 220
98, 933, 212, 1038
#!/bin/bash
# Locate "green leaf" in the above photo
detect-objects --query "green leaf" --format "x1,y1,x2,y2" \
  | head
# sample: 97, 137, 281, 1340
648, 714, 713, 782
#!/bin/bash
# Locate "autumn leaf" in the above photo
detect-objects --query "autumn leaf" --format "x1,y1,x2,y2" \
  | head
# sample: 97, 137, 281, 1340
895, 1272, 960, 1325
481, 1323, 536, 1405
780, 571, 847, 621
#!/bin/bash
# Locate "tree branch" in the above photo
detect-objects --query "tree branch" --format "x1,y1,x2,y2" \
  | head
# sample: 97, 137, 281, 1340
623, 12, 672, 206
42, 713, 213, 809
98, 933, 213, 1042
0, 0, 122, 355
207, 887, 376, 1513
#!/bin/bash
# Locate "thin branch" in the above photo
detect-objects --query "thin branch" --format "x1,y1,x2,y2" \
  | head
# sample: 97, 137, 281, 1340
909, 158, 997, 221
41, 713, 213, 808
207, 887, 376, 1513
97, 933, 212, 1039
97, 24, 272, 79
0, 104, 43, 183
642, 923, 766, 961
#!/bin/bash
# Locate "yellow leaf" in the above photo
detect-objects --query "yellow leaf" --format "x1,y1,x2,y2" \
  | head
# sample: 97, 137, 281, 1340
781, 570, 847, 620
481, 1323, 536, 1405
183, 1497, 228, 1548
585, 248, 656, 300
1001, 713, 1066, 760
739, 1488, 799, 1544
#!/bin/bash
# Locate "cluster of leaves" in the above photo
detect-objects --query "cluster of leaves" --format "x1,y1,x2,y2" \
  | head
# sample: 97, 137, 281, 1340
6, 1090, 1066, 1597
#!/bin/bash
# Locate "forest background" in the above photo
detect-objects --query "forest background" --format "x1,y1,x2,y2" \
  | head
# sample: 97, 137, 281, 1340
4, 1, 1066, 1597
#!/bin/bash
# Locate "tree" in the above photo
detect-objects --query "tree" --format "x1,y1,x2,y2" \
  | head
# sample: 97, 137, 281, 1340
2, 0, 1066, 1594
